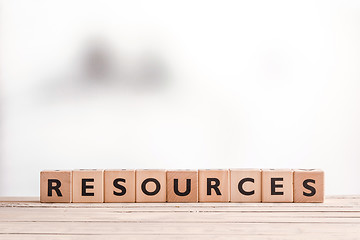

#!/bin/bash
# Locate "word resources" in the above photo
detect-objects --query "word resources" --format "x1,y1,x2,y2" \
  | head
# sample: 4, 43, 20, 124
40, 169, 324, 203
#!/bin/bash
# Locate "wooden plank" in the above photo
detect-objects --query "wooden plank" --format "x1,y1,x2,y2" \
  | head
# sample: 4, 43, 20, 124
0, 234, 357, 240
0, 196, 359, 239
1, 209, 360, 223
0, 222, 359, 236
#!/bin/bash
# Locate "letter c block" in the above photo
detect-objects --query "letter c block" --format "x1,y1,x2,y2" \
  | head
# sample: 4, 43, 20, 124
230, 169, 261, 202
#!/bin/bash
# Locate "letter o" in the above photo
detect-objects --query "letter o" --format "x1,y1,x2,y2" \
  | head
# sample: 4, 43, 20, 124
141, 178, 161, 196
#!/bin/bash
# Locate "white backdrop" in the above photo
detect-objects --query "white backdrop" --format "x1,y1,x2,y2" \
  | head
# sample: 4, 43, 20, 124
1, 0, 360, 196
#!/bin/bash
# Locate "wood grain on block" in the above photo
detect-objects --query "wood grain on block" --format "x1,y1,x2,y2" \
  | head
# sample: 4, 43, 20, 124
40, 170, 72, 203
136, 169, 166, 202
262, 169, 293, 202
72, 170, 104, 203
294, 169, 324, 203
167, 170, 198, 202
230, 169, 261, 202
104, 169, 135, 203
198, 169, 229, 202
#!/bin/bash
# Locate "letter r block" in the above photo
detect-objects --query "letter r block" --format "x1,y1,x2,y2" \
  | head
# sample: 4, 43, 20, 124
104, 169, 136, 203
40, 170, 72, 203
294, 169, 324, 203
230, 169, 261, 202
136, 170, 166, 202
262, 169, 293, 202
198, 169, 229, 202
72, 170, 104, 203
167, 170, 198, 202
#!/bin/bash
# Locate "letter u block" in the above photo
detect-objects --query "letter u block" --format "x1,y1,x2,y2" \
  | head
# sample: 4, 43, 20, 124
262, 169, 293, 202
72, 169, 104, 203
198, 169, 229, 202
167, 170, 198, 202
230, 169, 261, 202
104, 169, 136, 203
294, 169, 324, 203
40, 170, 72, 203
136, 169, 166, 202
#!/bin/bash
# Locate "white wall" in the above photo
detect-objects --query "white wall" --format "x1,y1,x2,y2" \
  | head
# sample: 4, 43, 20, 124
1, 0, 360, 196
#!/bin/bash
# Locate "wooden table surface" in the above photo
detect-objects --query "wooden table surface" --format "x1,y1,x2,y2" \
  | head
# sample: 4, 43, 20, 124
0, 196, 359, 239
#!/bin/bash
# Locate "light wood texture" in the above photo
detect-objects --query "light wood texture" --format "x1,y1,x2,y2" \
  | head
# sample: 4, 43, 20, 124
198, 169, 229, 202
294, 169, 324, 203
167, 170, 198, 202
136, 169, 166, 202
0, 196, 359, 239
40, 170, 72, 203
72, 170, 104, 203
230, 169, 261, 202
262, 169, 293, 202
104, 169, 136, 203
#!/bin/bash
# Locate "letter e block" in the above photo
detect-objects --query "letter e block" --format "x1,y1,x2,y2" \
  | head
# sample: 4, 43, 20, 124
294, 169, 324, 203
198, 169, 229, 202
104, 169, 135, 203
73, 170, 104, 203
167, 170, 198, 202
40, 170, 72, 203
136, 169, 166, 202
230, 169, 261, 202
262, 169, 293, 202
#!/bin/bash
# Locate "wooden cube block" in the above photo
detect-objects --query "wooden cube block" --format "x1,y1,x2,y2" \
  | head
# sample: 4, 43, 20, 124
136, 169, 166, 202
167, 170, 198, 202
294, 169, 324, 203
40, 170, 72, 203
198, 169, 229, 202
230, 169, 261, 202
104, 169, 136, 203
262, 169, 293, 202
72, 169, 104, 203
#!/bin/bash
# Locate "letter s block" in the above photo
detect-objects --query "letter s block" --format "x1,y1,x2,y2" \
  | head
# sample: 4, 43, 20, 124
167, 170, 198, 202
40, 170, 72, 203
262, 169, 293, 202
198, 169, 229, 202
136, 169, 166, 202
72, 169, 104, 203
294, 169, 324, 203
104, 169, 135, 203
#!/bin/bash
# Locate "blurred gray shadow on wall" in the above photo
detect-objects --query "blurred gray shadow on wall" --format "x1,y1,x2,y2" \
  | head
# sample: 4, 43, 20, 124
42, 39, 169, 100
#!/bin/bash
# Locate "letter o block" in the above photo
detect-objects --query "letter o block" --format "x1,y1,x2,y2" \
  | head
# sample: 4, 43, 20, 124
198, 169, 229, 202
40, 170, 72, 203
136, 170, 166, 202
262, 169, 293, 202
230, 169, 261, 202
72, 170, 104, 203
104, 169, 135, 203
167, 170, 198, 202
294, 169, 324, 203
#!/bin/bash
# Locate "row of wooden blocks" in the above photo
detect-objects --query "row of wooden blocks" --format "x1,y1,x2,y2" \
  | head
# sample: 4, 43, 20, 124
40, 169, 324, 203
